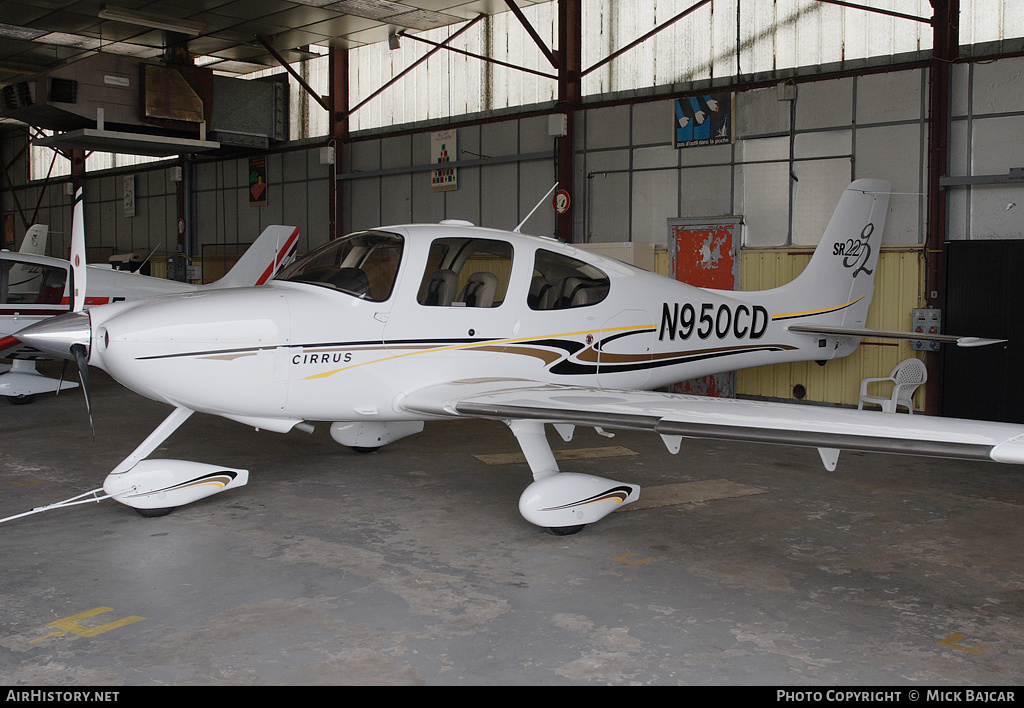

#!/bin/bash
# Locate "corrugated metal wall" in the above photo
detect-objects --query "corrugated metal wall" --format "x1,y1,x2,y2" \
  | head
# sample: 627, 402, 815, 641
24, 1, 1024, 176
345, 0, 1021, 134
575, 68, 930, 249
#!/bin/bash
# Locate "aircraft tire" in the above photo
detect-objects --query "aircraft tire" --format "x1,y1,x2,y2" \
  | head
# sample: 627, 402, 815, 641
135, 507, 174, 518
6, 394, 35, 405
548, 524, 585, 536
351, 446, 380, 454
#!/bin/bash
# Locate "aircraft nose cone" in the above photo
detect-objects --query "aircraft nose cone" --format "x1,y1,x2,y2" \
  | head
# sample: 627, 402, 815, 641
15, 311, 91, 361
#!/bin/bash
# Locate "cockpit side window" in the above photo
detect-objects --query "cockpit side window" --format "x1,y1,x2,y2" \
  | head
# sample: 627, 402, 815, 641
417, 237, 513, 308
276, 231, 403, 302
0, 259, 68, 306
529, 249, 609, 310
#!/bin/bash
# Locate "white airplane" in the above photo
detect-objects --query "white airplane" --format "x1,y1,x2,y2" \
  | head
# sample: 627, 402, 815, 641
0, 211, 300, 404
10, 180, 1023, 534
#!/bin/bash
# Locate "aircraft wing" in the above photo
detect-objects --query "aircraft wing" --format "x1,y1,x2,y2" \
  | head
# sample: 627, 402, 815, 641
400, 379, 1024, 468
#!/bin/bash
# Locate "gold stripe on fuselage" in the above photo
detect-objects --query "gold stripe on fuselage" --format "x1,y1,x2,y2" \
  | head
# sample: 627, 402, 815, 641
303, 324, 655, 380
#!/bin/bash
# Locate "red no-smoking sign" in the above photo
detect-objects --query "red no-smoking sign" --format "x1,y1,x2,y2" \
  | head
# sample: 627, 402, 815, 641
553, 189, 571, 214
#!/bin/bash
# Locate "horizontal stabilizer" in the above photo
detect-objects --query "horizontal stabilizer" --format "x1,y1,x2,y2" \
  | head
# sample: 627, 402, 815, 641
787, 324, 1005, 348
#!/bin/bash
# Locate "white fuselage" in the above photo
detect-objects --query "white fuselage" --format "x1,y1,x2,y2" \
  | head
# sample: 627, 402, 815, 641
83, 224, 856, 431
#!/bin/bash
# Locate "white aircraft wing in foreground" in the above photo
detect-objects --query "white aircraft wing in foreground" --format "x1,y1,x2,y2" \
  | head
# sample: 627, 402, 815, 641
399, 378, 1024, 529
9, 179, 1021, 534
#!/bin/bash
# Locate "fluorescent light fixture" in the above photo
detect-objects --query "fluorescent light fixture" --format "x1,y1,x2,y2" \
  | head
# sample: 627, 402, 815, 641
98, 6, 204, 36
0, 23, 48, 41
36, 32, 102, 50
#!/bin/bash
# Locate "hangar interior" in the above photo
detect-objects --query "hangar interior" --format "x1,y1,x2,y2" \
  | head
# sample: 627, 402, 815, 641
2, 0, 1024, 686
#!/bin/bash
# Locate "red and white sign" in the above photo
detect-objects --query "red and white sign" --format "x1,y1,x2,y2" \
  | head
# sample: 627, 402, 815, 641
553, 189, 571, 214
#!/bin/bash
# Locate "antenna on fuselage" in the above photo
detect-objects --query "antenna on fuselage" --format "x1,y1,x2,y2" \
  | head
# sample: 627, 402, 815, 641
514, 182, 558, 234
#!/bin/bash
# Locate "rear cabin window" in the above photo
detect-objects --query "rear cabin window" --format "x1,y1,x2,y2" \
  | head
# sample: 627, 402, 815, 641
529, 249, 609, 310
417, 237, 514, 308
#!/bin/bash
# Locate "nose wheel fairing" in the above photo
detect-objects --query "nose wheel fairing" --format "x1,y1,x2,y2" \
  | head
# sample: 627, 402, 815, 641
101, 407, 250, 514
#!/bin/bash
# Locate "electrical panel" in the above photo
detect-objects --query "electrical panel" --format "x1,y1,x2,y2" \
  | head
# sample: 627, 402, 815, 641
912, 308, 941, 351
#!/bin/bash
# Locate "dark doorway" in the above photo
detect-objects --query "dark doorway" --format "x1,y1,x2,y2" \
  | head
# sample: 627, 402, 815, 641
942, 240, 1024, 423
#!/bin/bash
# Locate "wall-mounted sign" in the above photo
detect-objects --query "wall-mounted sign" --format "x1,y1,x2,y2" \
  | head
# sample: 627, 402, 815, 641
431, 130, 457, 193
249, 156, 267, 207
553, 189, 571, 214
673, 92, 734, 149
123, 174, 135, 217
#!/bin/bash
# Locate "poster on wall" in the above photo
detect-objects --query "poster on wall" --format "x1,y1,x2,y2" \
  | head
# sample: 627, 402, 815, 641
431, 130, 457, 192
249, 156, 268, 207
123, 174, 135, 217
673, 92, 734, 148
666, 216, 742, 397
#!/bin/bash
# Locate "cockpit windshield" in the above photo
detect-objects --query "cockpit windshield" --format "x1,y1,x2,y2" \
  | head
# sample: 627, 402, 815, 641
276, 231, 403, 302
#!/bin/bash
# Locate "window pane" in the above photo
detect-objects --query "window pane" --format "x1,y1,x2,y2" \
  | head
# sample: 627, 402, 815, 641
530, 249, 609, 310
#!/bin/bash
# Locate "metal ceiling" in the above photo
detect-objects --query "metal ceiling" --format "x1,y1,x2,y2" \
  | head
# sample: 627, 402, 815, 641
0, 0, 538, 85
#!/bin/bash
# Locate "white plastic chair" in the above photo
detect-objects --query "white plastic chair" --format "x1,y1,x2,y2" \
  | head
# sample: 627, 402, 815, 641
858, 357, 927, 414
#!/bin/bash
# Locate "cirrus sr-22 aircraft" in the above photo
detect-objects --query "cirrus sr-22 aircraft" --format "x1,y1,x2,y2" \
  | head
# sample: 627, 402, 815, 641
7, 180, 1024, 534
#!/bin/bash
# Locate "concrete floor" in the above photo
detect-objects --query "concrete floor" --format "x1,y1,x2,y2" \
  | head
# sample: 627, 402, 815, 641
2, 365, 1024, 686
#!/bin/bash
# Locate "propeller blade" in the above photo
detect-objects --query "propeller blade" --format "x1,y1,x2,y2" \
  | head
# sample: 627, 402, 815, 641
71, 342, 94, 440
70, 186, 87, 312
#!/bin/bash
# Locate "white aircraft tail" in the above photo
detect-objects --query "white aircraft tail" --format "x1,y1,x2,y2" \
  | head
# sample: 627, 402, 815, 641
17, 225, 48, 254
207, 225, 300, 289
751, 179, 891, 345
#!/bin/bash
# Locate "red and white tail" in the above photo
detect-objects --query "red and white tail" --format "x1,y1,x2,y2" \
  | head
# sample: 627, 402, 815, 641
207, 225, 300, 289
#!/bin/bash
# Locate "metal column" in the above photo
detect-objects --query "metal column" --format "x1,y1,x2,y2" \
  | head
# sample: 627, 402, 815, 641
556, 0, 581, 243
330, 45, 349, 241
925, 0, 958, 414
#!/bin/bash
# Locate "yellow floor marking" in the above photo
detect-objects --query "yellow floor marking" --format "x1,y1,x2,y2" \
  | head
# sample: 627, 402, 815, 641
475, 446, 638, 466
612, 552, 655, 566
938, 633, 987, 654
623, 479, 768, 511
10, 479, 44, 487
31, 607, 145, 642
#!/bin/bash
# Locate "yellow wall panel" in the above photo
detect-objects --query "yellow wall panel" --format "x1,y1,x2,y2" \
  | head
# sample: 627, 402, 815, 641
648, 245, 924, 409
736, 247, 925, 409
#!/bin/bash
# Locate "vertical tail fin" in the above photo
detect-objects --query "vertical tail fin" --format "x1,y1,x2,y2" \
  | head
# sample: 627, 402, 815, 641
207, 225, 300, 289
17, 225, 48, 255
767, 179, 891, 330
